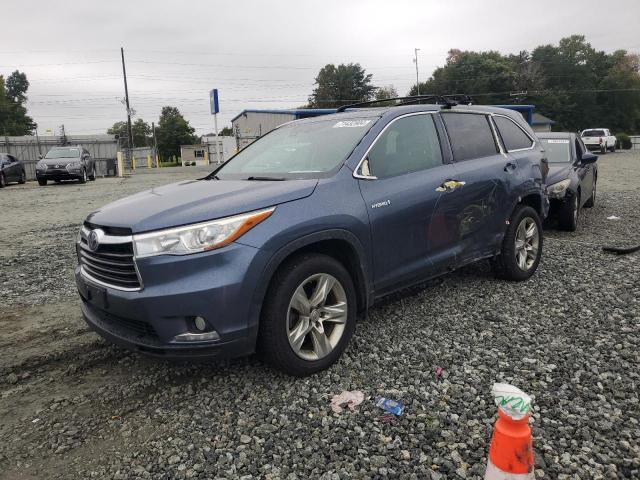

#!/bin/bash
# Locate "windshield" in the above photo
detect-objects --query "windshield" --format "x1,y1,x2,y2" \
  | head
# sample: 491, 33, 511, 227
541, 138, 571, 162
215, 117, 377, 180
45, 147, 80, 159
582, 130, 604, 137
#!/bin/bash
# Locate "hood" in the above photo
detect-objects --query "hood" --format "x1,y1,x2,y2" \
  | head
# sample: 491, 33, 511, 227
546, 163, 572, 185
40, 158, 79, 166
86, 178, 318, 233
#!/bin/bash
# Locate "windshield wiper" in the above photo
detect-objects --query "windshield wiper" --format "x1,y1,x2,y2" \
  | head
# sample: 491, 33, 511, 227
246, 176, 286, 181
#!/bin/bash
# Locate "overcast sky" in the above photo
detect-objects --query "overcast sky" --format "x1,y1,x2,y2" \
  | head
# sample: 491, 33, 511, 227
2, 0, 639, 136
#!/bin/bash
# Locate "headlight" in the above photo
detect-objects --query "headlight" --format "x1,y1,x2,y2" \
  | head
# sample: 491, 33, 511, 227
66, 161, 82, 171
133, 207, 275, 258
546, 179, 571, 198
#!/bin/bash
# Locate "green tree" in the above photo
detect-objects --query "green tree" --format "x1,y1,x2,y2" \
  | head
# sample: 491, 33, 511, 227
308, 63, 375, 108
107, 119, 152, 147
219, 126, 233, 136
0, 70, 35, 135
405, 36, 640, 133
155, 107, 197, 159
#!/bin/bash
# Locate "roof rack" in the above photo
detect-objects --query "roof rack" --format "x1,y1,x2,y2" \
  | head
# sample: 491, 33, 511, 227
336, 94, 474, 113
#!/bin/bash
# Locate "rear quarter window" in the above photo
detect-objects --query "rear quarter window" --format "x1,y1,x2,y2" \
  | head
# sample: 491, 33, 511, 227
494, 116, 534, 151
441, 113, 498, 161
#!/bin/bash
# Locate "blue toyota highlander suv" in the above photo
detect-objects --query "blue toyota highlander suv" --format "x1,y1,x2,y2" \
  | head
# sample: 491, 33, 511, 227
76, 101, 548, 376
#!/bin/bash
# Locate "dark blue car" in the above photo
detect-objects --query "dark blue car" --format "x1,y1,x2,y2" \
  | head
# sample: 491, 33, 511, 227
76, 103, 548, 376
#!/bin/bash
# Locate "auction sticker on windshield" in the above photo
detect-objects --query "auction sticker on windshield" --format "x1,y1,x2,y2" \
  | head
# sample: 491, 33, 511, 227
546, 139, 570, 143
333, 120, 372, 128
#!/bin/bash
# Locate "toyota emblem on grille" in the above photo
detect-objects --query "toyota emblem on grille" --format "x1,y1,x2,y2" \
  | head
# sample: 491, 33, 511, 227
88, 229, 102, 251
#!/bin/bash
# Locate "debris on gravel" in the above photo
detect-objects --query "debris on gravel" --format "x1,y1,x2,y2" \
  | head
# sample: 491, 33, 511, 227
1, 156, 639, 479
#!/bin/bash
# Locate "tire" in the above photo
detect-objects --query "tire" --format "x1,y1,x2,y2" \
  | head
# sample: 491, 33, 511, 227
610, 144, 616, 153
600, 145, 606, 154
258, 253, 357, 376
18, 170, 26, 184
37, 178, 47, 186
558, 193, 579, 231
491, 205, 543, 281
89, 166, 96, 181
584, 181, 596, 208
0, 173, 5, 188
78, 169, 87, 184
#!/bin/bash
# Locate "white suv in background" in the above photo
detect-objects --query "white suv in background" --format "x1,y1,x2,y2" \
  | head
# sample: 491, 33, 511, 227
580, 128, 617, 153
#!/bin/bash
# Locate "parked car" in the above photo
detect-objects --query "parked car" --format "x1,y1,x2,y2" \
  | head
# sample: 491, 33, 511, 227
75, 102, 548, 376
0, 153, 26, 187
36, 146, 96, 185
580, 128, 616, 153
538, 132, 598, 231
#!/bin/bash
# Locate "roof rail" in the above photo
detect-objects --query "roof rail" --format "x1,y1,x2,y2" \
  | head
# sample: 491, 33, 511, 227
336, 94, 473, 113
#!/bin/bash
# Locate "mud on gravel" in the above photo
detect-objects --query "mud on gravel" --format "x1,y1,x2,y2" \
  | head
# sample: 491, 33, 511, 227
0, 157, 638, 479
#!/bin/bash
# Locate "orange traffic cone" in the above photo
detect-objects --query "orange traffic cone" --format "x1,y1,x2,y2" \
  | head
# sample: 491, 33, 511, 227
485, 383, 535, 479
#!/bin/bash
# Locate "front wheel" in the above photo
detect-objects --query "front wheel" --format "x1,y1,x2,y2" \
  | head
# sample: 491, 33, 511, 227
0, 173, 6, 188
37, 178, 47, 186
584, 181, 596, 208
78, 169, 87, 184
18, 170, 26, 184
610, 144, 616, 153
600, 145, 606, 154
492, 205, 543, 281
258, 254, 357, 376
89, 166, 96, 181
558, 193, 579, 231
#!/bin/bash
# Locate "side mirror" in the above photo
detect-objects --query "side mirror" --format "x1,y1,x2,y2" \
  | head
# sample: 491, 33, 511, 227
581, 152, 598, 164
38, 154, 44, 159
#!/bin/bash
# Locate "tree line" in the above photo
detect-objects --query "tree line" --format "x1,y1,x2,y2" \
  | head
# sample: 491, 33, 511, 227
308, 35, 640, 134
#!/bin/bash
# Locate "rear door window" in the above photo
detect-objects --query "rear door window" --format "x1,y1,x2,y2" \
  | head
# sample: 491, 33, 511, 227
364, 114, 443, 179
441, 113, 498, 161
494, 116, 534, 151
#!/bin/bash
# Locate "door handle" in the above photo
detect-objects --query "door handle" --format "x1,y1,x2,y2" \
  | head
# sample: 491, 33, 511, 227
504, 162, 517, 172
436, 179, 466, 192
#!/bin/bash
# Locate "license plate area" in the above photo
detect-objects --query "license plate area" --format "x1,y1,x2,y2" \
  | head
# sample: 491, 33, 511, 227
79, 278, 108, 309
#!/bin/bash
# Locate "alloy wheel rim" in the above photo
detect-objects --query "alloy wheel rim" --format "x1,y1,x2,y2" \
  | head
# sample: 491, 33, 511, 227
286, 273, 347, 361
514, 217, 539, 271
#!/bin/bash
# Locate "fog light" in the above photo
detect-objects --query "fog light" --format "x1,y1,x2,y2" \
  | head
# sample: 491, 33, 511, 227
194, 316, 207, 331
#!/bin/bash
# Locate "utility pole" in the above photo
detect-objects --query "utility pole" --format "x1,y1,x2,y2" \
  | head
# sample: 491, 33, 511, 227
413, 48, 420, 95
120, 47, 133, 169
152, 121, 158, 166
59, 124, 67, 145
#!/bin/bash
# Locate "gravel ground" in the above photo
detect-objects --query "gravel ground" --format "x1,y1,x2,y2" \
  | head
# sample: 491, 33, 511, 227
0, 154, 638, 479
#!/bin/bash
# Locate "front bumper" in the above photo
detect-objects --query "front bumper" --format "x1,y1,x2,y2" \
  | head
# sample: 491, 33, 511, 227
75, 241, 270, 359
37, 169, 83, 180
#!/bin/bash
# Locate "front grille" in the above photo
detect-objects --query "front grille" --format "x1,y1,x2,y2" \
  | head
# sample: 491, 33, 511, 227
78, 229, 142, 290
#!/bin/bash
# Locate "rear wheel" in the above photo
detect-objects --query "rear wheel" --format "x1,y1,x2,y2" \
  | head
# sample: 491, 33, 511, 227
18, 170, 26, 184
558, 193, 579, 231
89, 166, 96, 181
37, 178, 47, 186
259, 254, 357, 376
492, 205, 543, 281
610, 143, 616, 153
